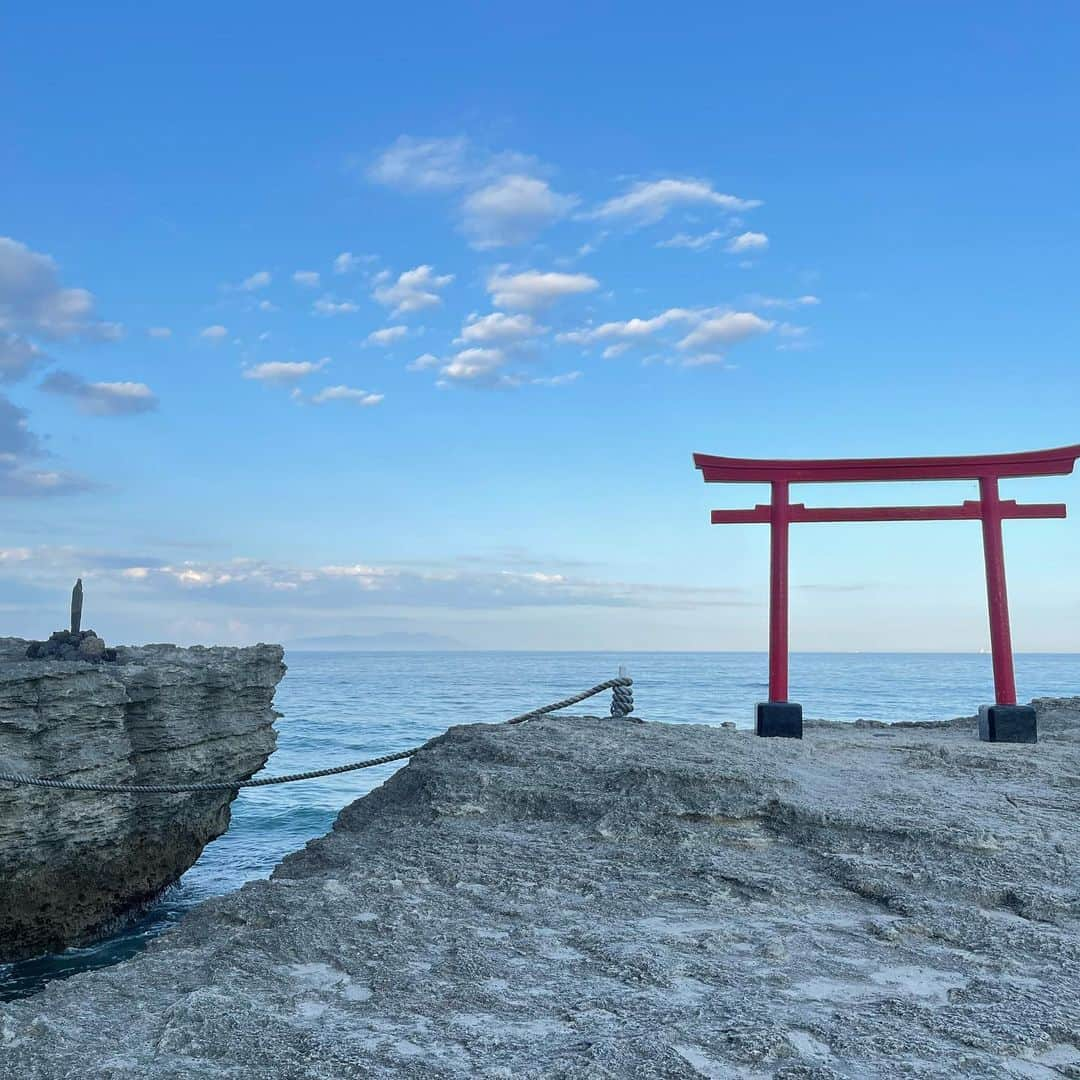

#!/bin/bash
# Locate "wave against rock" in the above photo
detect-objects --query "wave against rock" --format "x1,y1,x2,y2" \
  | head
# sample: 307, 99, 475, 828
2, 697, 1080, 1077
0, 639, 285, 963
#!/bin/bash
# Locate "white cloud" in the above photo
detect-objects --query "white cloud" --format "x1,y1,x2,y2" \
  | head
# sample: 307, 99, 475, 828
726, 231, 769, 254
240, 270, 271, 291
332, 252, 375, 274
532, 371, 582, 386
365, 325, 409, 347
311, 385, 384, 406
462, 175, 577, 249
147, 326, 172, 338
40, 371, 158, 416
678, 311, 773, 351
487, 270, 598, 310
681, 353, 732, 368
657, 229, 728, 251
456, 311, 545, 345
293, 270, 321, 288
242, 359, 330, 383
407, 352, 441, 372
373, 265, 453, 316
368, 136, 572, 248
367, 135, 535, 193
258, 300, 278, 312
200, 324, 228, 340
602, 344, 630, 359
777, 322, 809, 338
440, 347, 506, 382
591, 179, 761, 225
748, 294, 821, 309
312, 297, 359, 316
0, 236, 122, 342
776, 323, 813, 351
368, 135, 474, 191
558, 308, 695, 346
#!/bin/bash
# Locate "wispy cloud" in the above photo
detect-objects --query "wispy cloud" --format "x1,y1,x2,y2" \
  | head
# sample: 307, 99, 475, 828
372, 265, 453, 316
456, 311, 545, 345
559, 306, 776, 367
462, 175, 578, 249
368, 136, 575, 249
1, 544, 752, 612
487, 270, 598, 310
239, 270, 272, 291
242, 359, 330, 383
312, 297, 359, 316
656, 229, 729, 251
40, 370, 158, 416
746, 294, 821, 309
407, 352, 441, 372
333, 252, 373, 274
367, 135, 536, 193
293, 270, 321, 288
558, 308, 696, 347
310, 385, 384, 406
365, 325, 409, 347
440, 347, 507, 383
726, 231, 769, 254
677, 311, 773, 351
590, 178, 761, 225
200, 324, 229, 340
531, 371, 582, 386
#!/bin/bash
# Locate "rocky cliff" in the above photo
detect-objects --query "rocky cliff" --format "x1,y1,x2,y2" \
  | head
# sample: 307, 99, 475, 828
2, 696, 1078, 1078
0, 639, 285, 963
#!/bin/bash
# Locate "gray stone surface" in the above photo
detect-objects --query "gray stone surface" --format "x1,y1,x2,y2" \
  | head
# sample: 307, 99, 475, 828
2, 697, 1080, 1078
0, 639, 285, 962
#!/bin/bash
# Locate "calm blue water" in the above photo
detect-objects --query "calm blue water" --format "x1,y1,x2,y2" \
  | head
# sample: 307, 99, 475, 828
3, 650, 1077, 999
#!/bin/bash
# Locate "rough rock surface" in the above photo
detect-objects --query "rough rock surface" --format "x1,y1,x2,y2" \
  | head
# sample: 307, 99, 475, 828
2, 698, 1080, 1079
0, 639, 285, 962
24, 629, 118, 663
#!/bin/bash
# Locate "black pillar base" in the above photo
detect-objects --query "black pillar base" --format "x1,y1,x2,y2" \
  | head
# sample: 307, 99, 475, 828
979, 704, 1037, 743
756, 701, 803, 739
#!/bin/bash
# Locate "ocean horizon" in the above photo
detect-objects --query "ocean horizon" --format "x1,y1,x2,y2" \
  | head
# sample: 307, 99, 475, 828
4, 648, 1077, 1000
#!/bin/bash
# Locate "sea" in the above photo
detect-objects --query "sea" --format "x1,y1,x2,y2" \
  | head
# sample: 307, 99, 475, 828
3, 649, 1077, 1000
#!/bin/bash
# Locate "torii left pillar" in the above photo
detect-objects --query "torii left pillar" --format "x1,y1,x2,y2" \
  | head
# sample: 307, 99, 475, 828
762, 482, 802, 738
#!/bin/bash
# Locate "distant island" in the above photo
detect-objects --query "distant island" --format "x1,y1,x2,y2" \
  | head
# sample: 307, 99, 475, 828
287, 632, 467, 652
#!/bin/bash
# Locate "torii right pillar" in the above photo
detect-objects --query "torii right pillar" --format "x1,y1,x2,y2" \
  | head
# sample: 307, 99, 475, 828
693, 444, 1080, 742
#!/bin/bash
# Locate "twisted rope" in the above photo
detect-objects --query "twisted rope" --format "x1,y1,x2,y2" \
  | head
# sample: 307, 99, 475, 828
505, 676, 631, 726
0, 676, 633, 795
611, 682, 634, 718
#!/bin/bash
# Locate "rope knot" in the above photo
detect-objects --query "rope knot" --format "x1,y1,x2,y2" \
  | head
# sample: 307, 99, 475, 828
611, 677, 634, 718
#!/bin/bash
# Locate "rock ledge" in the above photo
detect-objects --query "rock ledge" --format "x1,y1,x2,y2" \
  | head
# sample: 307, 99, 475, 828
0, 638, 285, 962
2, 697, 1079, 1078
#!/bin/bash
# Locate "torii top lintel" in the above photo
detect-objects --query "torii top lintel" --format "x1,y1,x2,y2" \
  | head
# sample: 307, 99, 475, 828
693, 444, 1080, 485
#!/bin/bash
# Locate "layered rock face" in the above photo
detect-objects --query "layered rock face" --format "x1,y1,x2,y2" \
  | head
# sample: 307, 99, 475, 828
0, 640, 285, 963
2, 696, 1079, 1078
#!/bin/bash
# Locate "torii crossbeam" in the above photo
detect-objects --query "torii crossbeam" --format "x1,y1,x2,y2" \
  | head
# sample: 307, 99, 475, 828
693, 444, 1080, 742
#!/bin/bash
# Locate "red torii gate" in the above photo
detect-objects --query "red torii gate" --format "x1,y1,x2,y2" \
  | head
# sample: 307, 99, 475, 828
693, 444, 1080, 742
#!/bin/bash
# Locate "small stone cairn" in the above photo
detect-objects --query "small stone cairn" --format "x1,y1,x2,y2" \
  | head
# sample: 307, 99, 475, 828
24, 579, 118, 662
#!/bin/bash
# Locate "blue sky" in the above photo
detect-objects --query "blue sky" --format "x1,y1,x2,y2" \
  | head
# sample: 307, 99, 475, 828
2, 2, 1078, 650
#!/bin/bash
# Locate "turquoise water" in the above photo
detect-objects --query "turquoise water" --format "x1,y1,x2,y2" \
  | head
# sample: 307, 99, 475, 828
2, 649, 1077, 999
